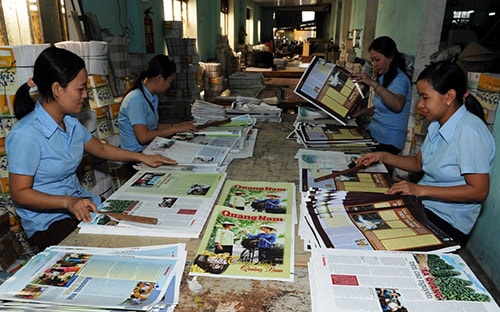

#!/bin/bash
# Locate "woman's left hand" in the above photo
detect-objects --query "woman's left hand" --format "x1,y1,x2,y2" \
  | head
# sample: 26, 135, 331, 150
385, 181, 420, 196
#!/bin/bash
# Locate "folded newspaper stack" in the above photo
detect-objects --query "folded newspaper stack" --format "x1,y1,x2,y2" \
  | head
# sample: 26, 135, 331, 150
227, 96, 282, 122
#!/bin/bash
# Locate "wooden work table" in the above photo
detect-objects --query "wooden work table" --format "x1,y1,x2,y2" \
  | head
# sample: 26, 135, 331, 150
245, 64, 307, 79
262, 66, 306, 78
60, 114, 312, 311
213, 77, 310, 111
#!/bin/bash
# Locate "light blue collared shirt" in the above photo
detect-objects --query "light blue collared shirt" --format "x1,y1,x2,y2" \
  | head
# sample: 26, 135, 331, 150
367, 68, 412, 150
419, 105, 495, 234
6, 102, 100, 237
118, 84, 159, 152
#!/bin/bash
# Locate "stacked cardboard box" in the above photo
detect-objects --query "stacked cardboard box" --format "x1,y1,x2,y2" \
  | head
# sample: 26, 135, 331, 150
0, 210, 24, 270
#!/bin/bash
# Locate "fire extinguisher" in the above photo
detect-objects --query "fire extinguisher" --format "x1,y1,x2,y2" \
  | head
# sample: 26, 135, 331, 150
144, 7, 155, 53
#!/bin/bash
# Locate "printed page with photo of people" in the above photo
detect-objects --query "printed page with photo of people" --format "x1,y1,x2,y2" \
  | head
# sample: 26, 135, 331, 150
0, 244, 186, 311
309, 248, 500, 312
78, 170, 226, 238
189, 205, 294, 282
216, 179, 296, 223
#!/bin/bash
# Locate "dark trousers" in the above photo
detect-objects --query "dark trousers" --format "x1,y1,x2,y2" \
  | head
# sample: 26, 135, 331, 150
214, 245, 233, 255
424, 208, 469, 247
374, 143, 402, 155
28, 218, 79, 252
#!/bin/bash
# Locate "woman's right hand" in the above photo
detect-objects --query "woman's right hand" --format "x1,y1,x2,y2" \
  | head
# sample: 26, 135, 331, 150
141, 154, 178, 167
356, 152, 386, 167
174, 121, 198, 133
350, 73, 377, 88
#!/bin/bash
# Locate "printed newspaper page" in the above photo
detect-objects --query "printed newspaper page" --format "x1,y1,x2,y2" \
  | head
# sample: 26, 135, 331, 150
302, 169, 392, 193
296, 148, 388, 192
294, 57, 367, 125
216, 179, 297, 223
78, 170, 226, 238
0, 244, 186, 311
189, 205, 294, 282
309, 248, 500, 312
303, 190, 459, 252
137, 136, 231, 171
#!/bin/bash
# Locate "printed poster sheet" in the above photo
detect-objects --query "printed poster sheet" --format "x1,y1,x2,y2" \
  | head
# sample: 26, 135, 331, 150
309, 248, 500, 312
189, 205, 294, 282
78, 170, 226, 238
0, 244, 186, 311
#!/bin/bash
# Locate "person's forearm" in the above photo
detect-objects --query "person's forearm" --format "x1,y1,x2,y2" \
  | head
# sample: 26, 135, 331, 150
417, 183, 488, 202
159, 125, 178, 138
374, 84, 405, 112
380, 153, 421, 172
89, 140, 147, 163
136, 128, 168, 145
11, 188, 77, 211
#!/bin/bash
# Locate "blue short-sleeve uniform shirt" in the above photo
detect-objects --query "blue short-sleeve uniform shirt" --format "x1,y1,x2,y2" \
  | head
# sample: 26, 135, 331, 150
118, 84, 159, 152
367, 68, 412, 150
419, 105, 495, 234
6, 102, 100, 238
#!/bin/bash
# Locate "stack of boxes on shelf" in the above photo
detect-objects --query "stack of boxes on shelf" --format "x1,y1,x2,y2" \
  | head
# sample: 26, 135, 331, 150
200, 62, 224, 102
0, 44, 52, 258
162, 21, 201, 122
199, 34, 240, 103
215, 34, 240, 80
467, 71, 499, 132
336, 38, 357, 67
0, 207, 24, 270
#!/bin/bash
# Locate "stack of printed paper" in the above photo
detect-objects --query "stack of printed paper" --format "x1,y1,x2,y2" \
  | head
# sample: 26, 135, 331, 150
292, 122, 377, 152
78, 170, 226, 238
0, 244, 186, 311
301, 189, 460, 253
137, 136, 232, 172
309, 248, 500, 312
295, 148, 460, 253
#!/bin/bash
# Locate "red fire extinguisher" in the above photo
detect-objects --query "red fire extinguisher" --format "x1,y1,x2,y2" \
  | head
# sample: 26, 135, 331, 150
144, 7, 155, 53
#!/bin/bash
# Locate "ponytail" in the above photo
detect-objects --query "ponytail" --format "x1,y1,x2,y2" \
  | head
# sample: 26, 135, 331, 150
122, 71, 147, 98
464, 94, 486, 123
122, 55, 176, 98
13, 83, 36, 120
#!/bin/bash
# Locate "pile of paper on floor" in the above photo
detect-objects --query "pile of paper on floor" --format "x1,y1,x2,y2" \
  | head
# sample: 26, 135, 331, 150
227, 96, 282, 122
308, 247, 500, 312
0, 244, 186, 312
78, 169, 226, 238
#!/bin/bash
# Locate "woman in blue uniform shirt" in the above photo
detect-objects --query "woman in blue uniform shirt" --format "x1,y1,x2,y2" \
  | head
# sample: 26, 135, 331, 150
118, 55, 197, 153
350, 36, 412, 155
6, 47, 177, 251
356, 61, 495, 246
